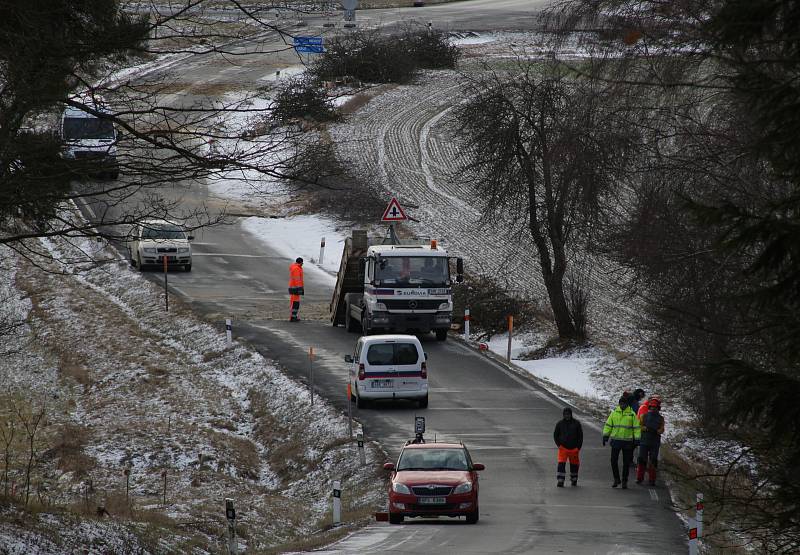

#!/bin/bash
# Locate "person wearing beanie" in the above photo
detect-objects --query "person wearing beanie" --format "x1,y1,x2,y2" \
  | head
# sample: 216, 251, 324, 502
288, 257, 304, 321
637, 398, 665, 486
602, 396, 641, 488
553, 407, 584, 487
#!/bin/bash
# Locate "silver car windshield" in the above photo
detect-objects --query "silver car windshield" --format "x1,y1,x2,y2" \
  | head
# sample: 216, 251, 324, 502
142, 225, 186, 240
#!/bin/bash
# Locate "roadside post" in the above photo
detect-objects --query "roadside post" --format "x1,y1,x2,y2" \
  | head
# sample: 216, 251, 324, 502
226, 319, 232, 348
225, 498, 238, 554
464, 308, 470, 341
319, 237, 325, 266
309, 347, 315, 406
688, 516, 698, 555
696, 492, 704, 537
357, 432, 366, 466
162, 255, 169, 312
332, 480, 342, 525
346, 383, 353, 439
506, 315, 514, 363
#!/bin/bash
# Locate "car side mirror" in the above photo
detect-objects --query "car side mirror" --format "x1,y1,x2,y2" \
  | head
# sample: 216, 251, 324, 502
472, 463, 485, 471
187, 235, 195, 241
344, 355, 353, 363
383, 462, 396, 471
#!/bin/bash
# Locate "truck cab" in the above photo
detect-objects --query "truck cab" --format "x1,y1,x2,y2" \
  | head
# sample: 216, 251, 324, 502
61, 101, 119, 179
332, 230, 463, 341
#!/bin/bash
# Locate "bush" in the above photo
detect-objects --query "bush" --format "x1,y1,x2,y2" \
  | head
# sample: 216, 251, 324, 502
311, 29, 459, 85
452, 274, 537, 341
401, 30, 460, 70
272, 78, 339, 124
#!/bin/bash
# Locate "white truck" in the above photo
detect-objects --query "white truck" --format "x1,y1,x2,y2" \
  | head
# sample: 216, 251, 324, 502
60, 100, 119, 179
331, 230, 463, 341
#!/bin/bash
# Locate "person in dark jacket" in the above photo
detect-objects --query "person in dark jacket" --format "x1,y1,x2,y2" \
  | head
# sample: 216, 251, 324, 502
636, 398, 665, 486
628, 388, 646, 415
553, 407, 584, 487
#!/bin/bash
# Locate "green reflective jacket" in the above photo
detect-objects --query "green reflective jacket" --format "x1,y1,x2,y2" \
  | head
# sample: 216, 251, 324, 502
603, 406, 641, 443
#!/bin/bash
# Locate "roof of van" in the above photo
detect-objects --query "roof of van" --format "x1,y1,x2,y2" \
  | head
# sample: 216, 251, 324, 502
360, 334, 423, 344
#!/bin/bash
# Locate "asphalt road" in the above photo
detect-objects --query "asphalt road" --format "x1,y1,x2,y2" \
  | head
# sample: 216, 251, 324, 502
104, 1, 688, 552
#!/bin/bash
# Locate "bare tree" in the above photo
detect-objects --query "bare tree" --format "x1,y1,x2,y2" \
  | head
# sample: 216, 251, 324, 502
453, 59, 634, 340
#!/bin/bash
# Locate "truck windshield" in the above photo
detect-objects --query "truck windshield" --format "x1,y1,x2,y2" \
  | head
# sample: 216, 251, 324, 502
63, 117, 115, 140
142, 225, 186, 240
375, 256, 449, 286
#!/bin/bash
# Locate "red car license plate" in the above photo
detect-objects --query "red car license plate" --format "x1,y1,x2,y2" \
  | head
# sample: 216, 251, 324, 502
417, 496, 446, 505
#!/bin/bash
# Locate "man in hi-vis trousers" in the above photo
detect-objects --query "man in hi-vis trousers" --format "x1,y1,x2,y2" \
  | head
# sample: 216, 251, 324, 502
288, 257, 304, 321
553, 407, 583, 487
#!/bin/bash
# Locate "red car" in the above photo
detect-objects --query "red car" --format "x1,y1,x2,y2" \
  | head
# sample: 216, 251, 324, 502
383, 442, 485, 524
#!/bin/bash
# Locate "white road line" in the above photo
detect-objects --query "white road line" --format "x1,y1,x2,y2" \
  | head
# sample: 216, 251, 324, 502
192, 253, 274, 258
649, 489, 659, 501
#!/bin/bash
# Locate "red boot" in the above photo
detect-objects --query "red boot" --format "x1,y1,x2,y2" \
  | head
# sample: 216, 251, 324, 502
648, 464, 657, 486
636, 463, 645, 484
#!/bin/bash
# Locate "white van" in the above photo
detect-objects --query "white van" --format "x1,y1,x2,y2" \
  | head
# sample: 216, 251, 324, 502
345, 334, 428, 409
61, 101, 119, 179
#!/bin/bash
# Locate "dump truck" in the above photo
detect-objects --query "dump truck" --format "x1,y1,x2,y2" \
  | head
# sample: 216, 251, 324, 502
331, 230, 463, 341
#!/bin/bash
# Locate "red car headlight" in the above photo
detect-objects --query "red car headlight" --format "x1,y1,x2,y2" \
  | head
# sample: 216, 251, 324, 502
453, 481, 473, 494
392, 482, 412, 494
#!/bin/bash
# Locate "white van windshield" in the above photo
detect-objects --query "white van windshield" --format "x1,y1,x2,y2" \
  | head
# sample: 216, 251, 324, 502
375, 256, 449, 286
63, 117, 115, 140
366, 343, 420, 365
142, 224, 186, 240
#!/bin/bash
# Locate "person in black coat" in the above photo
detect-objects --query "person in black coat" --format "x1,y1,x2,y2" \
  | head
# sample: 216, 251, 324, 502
553, 407, 584, 487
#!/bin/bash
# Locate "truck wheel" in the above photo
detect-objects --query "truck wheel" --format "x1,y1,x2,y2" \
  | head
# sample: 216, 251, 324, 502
436, 329, 448, 341
184, 264, 192, 272
345, 302, 358, 332
361, 316, 371, 336
136, 253, 144, 271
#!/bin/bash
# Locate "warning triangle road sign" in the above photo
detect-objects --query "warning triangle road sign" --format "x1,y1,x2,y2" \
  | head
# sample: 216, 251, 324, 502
381, 197, 408, 222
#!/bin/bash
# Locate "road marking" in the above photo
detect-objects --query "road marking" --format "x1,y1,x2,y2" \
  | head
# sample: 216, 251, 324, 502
192, 253, 278, 258
649, 489, 659, 501
423, 406, 552, 411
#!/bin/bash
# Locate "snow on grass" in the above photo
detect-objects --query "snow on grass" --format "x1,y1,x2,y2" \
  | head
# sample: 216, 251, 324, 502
0, 209, 382, 552
241, 215, 349, 281
449, 32, 497, 46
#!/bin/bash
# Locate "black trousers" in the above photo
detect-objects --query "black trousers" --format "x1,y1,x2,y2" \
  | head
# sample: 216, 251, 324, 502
290, 300, 300, 319
611, 444, 634, 483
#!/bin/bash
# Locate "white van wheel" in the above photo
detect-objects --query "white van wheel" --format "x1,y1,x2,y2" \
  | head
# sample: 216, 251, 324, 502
356, 387, 367, 409
418, 395, 428, 409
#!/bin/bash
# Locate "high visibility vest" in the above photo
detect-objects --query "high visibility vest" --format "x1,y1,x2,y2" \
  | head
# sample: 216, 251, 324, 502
289, 263, 304, 288
602, 406, 641, 443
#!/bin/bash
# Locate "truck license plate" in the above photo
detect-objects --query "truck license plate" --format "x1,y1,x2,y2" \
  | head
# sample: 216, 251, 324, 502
372, 379, 393, 389
417, 497, 446, 505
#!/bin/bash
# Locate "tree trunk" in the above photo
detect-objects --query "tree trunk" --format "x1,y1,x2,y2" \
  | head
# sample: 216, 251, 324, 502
546, 269, 576, 340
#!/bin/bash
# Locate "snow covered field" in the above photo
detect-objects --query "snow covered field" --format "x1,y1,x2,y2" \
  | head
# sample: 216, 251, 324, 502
0, 220, 383, 552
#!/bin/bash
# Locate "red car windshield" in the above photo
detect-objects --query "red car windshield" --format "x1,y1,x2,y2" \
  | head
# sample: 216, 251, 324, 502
397, 448, 469, 471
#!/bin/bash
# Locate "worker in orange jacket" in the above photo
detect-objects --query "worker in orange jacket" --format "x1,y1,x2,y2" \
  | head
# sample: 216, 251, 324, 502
288, 257, 304, 321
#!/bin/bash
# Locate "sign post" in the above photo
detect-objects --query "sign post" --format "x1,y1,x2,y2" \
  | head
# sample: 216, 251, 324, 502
162, 255, 169, 312
293, 36, 325, 54
696, 492, 704, 537
381, 197, 408, 245
309, 347, 315, 406
332, 480, 342, 525
464, 308, 470, 341
506, 315, 514, 363
225, 498, 238, 554
226, 319, 232, 348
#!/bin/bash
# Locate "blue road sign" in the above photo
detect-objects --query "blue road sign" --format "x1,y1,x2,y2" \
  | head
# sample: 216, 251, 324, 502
294, 36, 325, 54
